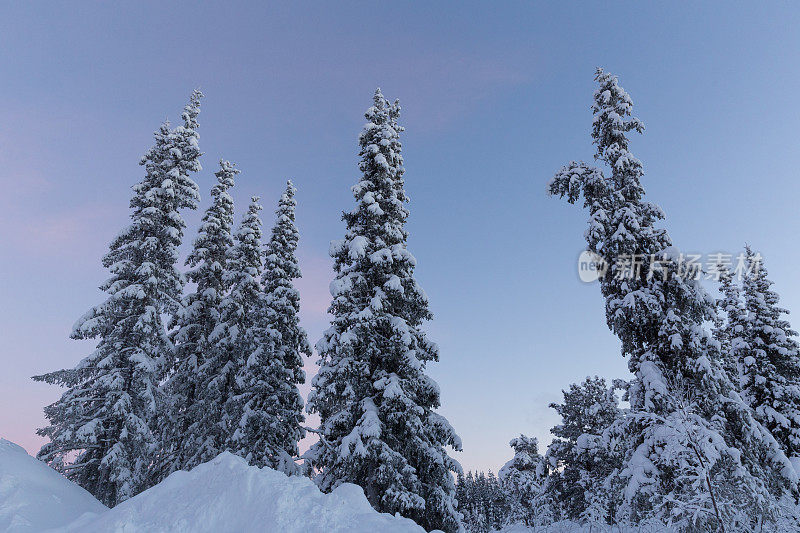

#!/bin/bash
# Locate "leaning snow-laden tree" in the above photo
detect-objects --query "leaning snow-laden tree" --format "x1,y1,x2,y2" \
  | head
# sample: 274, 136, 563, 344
499, 435, 545, 528
203, 197, 265, 460
307, 89, 462, 532
539, 376, 623, 524
547, 69, 797, 529
157, 160, 238, 480
738, 247, 800, 461
230, 181, 311, 473
34, 92, 203, 506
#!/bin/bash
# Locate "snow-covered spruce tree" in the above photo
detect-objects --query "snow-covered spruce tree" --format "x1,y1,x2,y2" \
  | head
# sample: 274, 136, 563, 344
229, 181, 311, 473
739, 247, 800, 461
203, 196, 265, 460
499, 435, 545, 527
157, 159, 238, 480
547, 69, 796, 529
307, 89, 462, 532
33, 91, 203, 506
713, 263, 747, 383
647, 385, 767, 532
539, 376, 623, 524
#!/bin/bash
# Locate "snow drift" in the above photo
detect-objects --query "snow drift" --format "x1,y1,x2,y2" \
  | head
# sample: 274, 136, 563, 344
62, 452, 427, 532
0, 439, 105, 532
0, 440, 427, 532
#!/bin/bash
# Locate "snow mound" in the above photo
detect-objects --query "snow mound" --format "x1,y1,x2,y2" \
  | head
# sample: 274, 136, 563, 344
1, 441, 426, 532
0, 439, 105, 532
57, 451, 427, 532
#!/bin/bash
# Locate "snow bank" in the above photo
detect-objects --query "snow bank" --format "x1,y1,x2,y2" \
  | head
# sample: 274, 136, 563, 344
1, 441, 426, 532
58, 451, 426, 532
0, 439, 105, 532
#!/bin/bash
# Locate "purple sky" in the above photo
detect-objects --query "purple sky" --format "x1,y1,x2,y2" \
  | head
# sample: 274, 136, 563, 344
2, 2, 800, 474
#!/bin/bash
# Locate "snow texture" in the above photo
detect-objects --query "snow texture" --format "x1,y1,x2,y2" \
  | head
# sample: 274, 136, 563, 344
0, 440, 430, 532
55, 452, 428, 532
0, 440, 105, 532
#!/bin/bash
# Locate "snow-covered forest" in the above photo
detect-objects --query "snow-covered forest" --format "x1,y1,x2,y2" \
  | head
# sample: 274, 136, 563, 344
4, 66, 800, 533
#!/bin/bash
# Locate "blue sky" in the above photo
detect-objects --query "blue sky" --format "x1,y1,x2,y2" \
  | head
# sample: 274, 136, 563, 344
2, 2, 800, 473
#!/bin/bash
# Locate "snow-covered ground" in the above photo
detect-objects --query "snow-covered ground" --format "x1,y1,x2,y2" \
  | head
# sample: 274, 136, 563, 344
0, 439, 105, 532
499, 522, 678, 533
0, 439, 427, 532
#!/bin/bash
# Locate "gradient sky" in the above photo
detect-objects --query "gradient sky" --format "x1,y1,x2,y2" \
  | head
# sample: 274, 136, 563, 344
2, 2, 800, 474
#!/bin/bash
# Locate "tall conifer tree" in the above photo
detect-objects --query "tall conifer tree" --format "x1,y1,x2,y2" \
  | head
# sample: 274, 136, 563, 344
158, 159, 238, 478
308, 89, 462, 532
203, 196, 265, 460
230, 181, 310, 472
499, 435, 544, 527
739, 247, 800, 460
34, 92, 203, 506
539, 377, 622, 523
713, 263, 747, 382
548, 70, 796, 529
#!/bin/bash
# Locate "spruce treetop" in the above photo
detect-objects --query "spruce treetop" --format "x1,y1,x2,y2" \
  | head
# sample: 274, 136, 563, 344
714, 263, 746, 380
264, 180, 303, 285
592, 68, 644, 161
222, 196, 264, 318
263, 179, 311, 371
182, 159, 238, 302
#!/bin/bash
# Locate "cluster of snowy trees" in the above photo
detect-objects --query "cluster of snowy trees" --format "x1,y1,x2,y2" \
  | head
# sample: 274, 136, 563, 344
34, 92, 312, 507
455, 379, 622, 531
455, 470, 510, 532
34, 69, 800, 533
459, 69, 800, 532
34, 88, 463, 532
